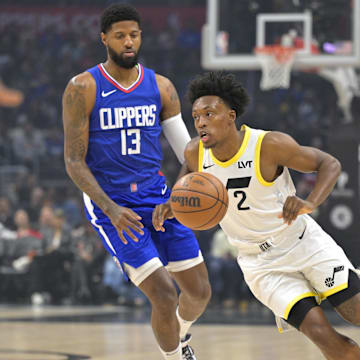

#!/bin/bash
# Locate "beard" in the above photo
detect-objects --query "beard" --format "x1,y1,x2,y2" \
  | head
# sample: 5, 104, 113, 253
108, 44, 139, 69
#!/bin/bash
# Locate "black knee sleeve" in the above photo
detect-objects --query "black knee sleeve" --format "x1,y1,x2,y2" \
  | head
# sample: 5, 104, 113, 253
286, 297, 318, 330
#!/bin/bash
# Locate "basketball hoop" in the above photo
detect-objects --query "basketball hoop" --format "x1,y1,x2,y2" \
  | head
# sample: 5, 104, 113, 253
255, 45, 297, 90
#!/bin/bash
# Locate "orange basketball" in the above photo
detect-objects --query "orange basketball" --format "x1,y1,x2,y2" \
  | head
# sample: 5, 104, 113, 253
170, 172, 228, 230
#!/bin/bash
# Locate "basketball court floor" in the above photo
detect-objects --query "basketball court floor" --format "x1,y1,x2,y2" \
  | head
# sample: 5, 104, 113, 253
0, 304, 358, 360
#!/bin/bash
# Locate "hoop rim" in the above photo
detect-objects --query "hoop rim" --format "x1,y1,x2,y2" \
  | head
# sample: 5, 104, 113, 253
254, 45, 297, 53
254, 45, 297, 63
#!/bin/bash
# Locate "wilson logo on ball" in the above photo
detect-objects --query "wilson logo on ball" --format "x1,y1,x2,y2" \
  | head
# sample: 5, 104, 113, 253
170, 172, 228, 230
171, 195, 201, 207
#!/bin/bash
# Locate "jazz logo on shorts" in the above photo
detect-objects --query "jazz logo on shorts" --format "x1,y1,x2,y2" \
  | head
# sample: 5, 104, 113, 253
325, 265, 344, 287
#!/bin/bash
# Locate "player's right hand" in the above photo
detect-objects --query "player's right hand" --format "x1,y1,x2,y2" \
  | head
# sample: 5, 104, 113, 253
152, 201, 174, 232
107, 206, 144, 244
278, 195, 314, 225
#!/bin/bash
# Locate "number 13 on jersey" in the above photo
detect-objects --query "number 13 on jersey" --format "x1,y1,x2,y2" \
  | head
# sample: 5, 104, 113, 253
121, 128, 141, 155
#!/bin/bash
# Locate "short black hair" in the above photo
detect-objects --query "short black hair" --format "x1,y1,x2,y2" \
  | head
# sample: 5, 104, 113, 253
187, 71, 249, 118
100, 3, 141, 34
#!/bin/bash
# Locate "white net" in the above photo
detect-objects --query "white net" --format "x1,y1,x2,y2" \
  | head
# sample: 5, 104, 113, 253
255, 46, 296, 90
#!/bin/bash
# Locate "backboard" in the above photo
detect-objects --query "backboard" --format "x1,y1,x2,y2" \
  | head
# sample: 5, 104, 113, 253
202, 0, 360, 70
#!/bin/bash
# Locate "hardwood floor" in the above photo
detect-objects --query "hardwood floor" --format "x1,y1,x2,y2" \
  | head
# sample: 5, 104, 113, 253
0, 305, 358, 359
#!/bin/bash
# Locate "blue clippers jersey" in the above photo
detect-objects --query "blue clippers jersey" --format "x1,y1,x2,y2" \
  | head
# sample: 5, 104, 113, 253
86, 63, 163, 193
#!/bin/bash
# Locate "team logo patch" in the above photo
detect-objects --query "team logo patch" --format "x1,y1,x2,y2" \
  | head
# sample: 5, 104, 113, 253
130, 183, 138, 192
161, 184, 167, 195
325, 265, 344, 287
101, 89, 117, 97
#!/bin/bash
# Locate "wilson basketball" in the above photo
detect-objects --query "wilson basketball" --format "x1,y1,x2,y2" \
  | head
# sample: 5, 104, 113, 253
170, 172, 228, 230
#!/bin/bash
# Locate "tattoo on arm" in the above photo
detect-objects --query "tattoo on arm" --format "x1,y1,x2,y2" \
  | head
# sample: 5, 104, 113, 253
64, 86, 87, 127
68, 131, 87, 161
167, 82, 180, 104
63, 81, 88, 166
157, 75, 181, 120
63, 79, 115, 214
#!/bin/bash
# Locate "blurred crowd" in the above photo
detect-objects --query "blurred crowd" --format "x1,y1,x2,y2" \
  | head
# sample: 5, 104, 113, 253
0, 2, 358, 309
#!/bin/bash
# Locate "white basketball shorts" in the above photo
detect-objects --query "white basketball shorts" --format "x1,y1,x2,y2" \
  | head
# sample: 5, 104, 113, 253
237, 215, 355, 319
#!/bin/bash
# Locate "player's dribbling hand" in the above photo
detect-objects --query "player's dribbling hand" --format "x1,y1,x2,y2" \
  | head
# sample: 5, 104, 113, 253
278, 195, 315, 225
108, 205, 144, 244
152, 201, 174, 232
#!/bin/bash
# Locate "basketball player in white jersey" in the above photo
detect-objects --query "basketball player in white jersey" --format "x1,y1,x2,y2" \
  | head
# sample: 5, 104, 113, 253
154, 71, 360, 360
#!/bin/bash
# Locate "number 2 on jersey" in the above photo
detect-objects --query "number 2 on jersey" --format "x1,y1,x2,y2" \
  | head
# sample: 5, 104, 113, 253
121, 129, 141, 155
226, 177, 251, 211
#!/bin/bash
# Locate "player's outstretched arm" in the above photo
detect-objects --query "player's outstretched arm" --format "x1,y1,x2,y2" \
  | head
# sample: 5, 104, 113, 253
262, 131, 341, 224
62, 73, 144, 243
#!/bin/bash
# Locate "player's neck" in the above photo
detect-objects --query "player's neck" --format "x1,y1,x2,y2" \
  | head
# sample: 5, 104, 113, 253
211, 129, 244, 162
102, 60, 139, 87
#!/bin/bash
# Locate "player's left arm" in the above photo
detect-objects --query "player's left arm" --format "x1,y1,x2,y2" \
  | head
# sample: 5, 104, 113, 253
156, 74, 190, 164
262, 131, 341, 224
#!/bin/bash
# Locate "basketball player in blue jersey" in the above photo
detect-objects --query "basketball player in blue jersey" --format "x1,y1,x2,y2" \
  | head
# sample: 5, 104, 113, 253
62, 4, 210, 360
161, 71, 360, 360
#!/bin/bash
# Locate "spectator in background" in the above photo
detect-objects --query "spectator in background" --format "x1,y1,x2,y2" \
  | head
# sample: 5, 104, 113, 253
29, 208, 73, 305
0, 222, 16, 242
70, 222, 106, 304
207, 229, 251, 311
61, 187, 83, 228
0, 197, 15, 230
14, 173, 38, 209
9, 119, 46, 169
45, 128, 64, 159
5, 209, 43, 302
38, 204, 55, 233
13, 209, 42, 241
11, 209, 42, 272
102, 253, 147, 307
26, 186, 46, 224
42, 208, 72, 256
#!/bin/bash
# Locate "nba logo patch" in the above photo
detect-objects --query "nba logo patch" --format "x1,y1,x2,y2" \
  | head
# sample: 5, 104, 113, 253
130, 182, 138, 192
113, 256, 123, 273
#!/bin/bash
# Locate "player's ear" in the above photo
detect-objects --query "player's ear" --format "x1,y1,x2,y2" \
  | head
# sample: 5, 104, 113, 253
100, 32, 107, 46
228, 109, 236, 124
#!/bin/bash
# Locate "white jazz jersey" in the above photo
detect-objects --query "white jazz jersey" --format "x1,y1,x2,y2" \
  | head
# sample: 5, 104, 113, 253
199, 124, 356, 321
199, 124, 300, 252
